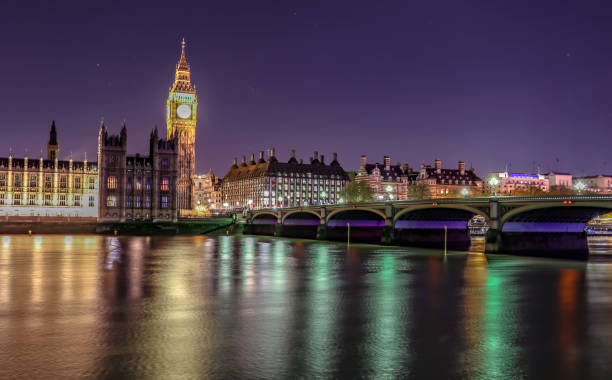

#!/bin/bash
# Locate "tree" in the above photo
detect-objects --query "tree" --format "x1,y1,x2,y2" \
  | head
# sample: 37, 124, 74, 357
339, 180, 374, 203
408, 181, 431, 200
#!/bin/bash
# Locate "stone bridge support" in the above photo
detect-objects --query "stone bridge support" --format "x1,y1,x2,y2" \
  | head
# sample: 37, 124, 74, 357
485, 200, 501, 253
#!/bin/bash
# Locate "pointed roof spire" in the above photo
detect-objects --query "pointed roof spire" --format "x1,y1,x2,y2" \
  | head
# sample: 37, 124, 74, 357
49, 120, 58, 145
171, 38, 195, 93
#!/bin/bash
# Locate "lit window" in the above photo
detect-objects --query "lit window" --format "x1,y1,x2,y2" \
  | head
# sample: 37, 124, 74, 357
106, 195, 117, 207
161, 177, 169, 191
0, 193, 4, 205
14, 174, 22, 187
88, 196, 95, 207
107, 176, 117, 189
29, 174, 37, 188
60, 176, 67, 189
44, 194, 52, 206
127, 177, 132, 190
0, 174, 5, 187
28, 194, 36, 205
135, 196, 141, 208
13, 193, 21, 205
145, 177, 151, 190
59, 195, 66, 206
74, 177, 81, 189
145, 195, 151, 208
135, 177, 142, 190
89, 177, 96, 189
126, 196, 132, 208
161, 196, 169, 208
74, 195, 81, 207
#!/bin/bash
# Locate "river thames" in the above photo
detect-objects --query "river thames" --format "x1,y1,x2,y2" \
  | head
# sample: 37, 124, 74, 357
1, 235, 612, 378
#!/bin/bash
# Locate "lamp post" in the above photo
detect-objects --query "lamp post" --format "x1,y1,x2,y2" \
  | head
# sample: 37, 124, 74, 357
460, 188, 469, 198
574, 182, 586, 195
385, 185, 393, 200
488, 177, 500, 197
278, 195, 283, 207
320, 191, 327, 205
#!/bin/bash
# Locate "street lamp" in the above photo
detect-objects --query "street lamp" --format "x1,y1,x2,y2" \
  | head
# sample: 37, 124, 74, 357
278, 195, 283, 207
488, 177, 500, 197
460, 188, 469, 197
574, 181, 586, 195
320, 190, 327, 204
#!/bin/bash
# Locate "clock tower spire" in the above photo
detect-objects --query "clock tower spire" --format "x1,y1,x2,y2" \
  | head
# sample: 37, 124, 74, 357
167, 38, 198, 214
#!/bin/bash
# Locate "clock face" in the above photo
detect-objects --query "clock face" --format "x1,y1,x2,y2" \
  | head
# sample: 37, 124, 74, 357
176, 104, 191, 119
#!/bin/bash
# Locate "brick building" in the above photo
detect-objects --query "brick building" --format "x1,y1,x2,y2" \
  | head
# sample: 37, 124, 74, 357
418, 159, 482, 197
355, 155, 417, 200
222, 149, 349, 209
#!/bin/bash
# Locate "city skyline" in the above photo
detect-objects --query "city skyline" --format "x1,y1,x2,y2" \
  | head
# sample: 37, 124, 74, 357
2, 1, 612, 177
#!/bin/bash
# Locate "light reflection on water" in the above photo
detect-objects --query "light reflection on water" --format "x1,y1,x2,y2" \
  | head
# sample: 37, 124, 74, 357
1, 235, 612, 378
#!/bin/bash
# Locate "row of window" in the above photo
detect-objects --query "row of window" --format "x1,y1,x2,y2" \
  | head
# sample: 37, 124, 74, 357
106, 176, 170, 191
0, 193, 95, 207
105, 195, 170, 208
0, 174, 96, 189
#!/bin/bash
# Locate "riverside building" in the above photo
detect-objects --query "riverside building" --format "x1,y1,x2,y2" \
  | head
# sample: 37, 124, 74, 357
417, 159, 483, 197
97, 123, 179, 222
355, 155, 417, 200
222, 149, 349, 209
192, 170, 222, 214
486, 171, 549, 195
166, 39, 198, 215
0, 122, 99, 219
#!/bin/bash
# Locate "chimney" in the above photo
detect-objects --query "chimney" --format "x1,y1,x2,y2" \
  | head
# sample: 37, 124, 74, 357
320, 154, 325, 165
270, 148, 275, 157
259, 151, 264, 161
360, 155, 367, 167
249, 153, 255, 164
333, 152, 338, 161
458, 161, 465, 175
241, 156, 246, 166
403, 163, 410, 173
232, 157, 237, 167
314, 151, 319, 161
309, 156, 313, 164
384, 155, 390, 170
435, 159, 441, 173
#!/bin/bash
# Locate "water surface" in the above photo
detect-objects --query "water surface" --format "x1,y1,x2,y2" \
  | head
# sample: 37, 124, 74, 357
1, 235, 612, 378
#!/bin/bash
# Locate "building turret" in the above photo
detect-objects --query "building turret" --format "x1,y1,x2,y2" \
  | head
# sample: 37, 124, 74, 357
47, 120, 59, 160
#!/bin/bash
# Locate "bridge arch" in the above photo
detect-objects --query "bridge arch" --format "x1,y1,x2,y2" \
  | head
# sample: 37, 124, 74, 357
500, 202, 612, 228
326, 207, 386, 223
251, 211, 279, 224
393, 204, 489, 225
282, 209, 322, 224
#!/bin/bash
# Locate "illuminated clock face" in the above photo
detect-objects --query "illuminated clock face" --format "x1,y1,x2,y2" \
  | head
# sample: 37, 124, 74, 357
177, 104, 191, 119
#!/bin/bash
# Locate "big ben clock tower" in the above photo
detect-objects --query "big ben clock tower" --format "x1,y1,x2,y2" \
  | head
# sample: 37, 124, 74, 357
167, 38, 197, 214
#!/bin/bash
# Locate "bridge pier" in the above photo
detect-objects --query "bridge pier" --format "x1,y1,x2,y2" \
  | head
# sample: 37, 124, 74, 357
485, 199, 501, 253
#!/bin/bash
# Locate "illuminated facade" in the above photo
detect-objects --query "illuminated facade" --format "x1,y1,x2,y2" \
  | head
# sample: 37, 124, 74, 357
355, 155, 417, 200
222, 149, 349, 209
192, 171, 223, 213
166, 39, 198, 215
417, 159, 482, 197
97, 123, 179, 223
487, 171, 549, 194
574, 175, 612, 194
0, 122, 98, 219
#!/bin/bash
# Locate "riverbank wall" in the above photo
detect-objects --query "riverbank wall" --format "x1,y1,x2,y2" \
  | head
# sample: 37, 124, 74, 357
0, 217, 234, 235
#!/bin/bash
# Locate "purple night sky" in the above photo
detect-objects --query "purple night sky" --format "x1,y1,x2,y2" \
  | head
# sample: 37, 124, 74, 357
1, 1, 611, 177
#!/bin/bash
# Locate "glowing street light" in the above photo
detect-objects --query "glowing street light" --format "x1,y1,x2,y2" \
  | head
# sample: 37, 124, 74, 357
574, 181, 586, 195
488, 177, 500, 197
460, 188, 469, 197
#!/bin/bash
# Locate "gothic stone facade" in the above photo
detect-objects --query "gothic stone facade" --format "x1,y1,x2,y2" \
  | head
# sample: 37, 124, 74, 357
98, 124, 179, 223
0, 121, 98, 219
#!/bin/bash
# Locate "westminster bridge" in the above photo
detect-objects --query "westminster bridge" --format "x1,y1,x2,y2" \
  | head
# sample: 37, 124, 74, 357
243, 195, 612, 259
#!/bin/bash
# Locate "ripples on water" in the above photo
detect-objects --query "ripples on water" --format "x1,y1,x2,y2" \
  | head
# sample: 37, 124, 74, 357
1, 235, 612, 378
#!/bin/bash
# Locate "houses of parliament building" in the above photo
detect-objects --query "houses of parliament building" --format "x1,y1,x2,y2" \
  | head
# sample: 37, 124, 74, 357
0, 40, 200, 222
